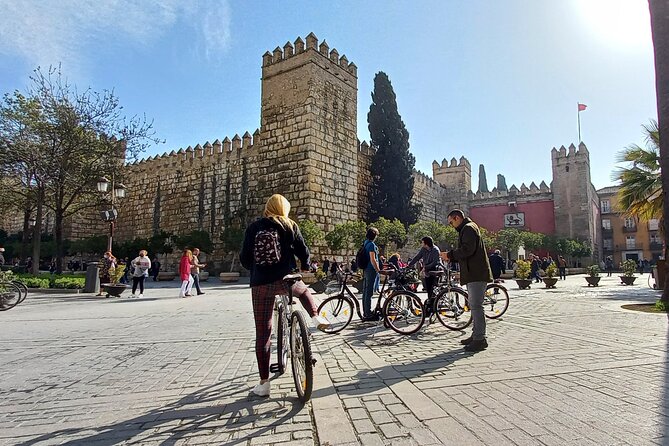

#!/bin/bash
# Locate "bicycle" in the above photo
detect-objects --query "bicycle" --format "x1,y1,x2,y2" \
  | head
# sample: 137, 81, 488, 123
270, 273, 316, 403
317, 265, 425, 335
430, 266, 510, 330
13, 280, 28, 304
0, 281, 23, 311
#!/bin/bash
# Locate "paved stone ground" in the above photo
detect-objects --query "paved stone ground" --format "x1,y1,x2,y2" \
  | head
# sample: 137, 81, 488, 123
0, 274, 667, 445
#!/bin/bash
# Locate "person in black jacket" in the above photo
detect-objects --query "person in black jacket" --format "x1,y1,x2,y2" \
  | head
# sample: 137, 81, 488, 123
240, 194, 329, 397
488, 249, 505, 281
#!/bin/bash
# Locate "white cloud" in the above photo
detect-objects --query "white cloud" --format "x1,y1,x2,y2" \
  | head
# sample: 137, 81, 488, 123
0, 0, 232, 71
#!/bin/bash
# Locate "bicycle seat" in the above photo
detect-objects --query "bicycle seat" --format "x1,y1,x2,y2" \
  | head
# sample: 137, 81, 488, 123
379, 269, 395, 275
427, 271, 444, 277
283, 273, 303, 283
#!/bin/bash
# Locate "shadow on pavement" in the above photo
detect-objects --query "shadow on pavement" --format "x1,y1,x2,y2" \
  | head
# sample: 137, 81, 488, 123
15, 380, 305, 446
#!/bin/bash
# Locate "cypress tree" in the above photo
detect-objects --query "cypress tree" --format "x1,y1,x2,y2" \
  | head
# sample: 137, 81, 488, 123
367, 72, 421, 225
478, 164, 489, 193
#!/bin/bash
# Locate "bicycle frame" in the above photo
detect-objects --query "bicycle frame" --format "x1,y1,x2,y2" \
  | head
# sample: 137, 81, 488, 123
330, 267, 392, 320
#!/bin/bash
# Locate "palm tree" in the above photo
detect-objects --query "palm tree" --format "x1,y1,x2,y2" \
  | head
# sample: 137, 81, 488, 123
615, 120, 661, 221
648, 0, 669, 302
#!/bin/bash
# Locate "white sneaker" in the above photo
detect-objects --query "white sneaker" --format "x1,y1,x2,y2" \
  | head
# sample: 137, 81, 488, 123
138, 294, 143, 298
312, 315, 330, 330
252, 381, 270, 397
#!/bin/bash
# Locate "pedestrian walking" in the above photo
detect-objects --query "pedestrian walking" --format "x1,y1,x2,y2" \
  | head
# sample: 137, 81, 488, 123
97, 251, 116, 296
558, 255, 567, 280
190, 248, 206, 295
489, 249, 505, 281
151, 255, 161, 281
179, 249, 194, 298
605, 256, 614, 277
130, 250, 151, 298
442, 209, 493, 352
239, 194, 329, 397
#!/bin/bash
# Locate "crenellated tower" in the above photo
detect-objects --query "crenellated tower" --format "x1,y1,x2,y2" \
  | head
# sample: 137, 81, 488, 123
551, 142, 600, 258
431, 156, 471, 212
256, 33, 359, 229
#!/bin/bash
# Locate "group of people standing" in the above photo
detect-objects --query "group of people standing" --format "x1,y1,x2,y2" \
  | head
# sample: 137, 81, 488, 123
96, 248, 207, 299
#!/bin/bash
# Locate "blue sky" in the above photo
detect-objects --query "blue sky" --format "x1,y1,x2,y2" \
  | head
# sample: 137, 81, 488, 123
0, 0, 656, 190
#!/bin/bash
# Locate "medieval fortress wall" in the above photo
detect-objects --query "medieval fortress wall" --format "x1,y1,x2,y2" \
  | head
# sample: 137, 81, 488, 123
15, 33, 595, 264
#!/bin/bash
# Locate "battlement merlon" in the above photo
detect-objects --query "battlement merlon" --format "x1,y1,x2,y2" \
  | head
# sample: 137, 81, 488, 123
551, 142, 590, 162
262, 33, 357, 82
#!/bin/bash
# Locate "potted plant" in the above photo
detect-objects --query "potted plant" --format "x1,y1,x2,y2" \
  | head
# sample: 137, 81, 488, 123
101, 264, 128, 297
514, 259, 532, 289
620, 259, 637, 285
585, 264, 601, 287
543, 263, 558, 288
310, 269, 328, 294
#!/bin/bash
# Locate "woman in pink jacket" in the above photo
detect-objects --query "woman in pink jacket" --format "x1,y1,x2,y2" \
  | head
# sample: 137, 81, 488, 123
179, 249, 194, 298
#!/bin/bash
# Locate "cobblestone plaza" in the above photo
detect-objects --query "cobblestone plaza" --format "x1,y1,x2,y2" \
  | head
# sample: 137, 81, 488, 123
1, 275, 667, 445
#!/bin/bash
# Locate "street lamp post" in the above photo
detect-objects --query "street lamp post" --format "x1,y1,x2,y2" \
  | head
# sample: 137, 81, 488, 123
97, 176, 126, 253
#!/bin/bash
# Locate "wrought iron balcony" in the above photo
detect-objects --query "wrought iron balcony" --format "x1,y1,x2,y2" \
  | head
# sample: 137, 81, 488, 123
622, 225, 637, 233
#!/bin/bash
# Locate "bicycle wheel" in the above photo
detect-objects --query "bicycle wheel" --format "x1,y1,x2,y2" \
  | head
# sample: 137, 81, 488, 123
13, 281, 28, 304
0, 282, 22, 311
484, 284, 509, 319
435, 288, 472, 330
382, 291, 425, 335
275, 300, 289, 375
316, 294, 354, 334
291, 311, 314, 402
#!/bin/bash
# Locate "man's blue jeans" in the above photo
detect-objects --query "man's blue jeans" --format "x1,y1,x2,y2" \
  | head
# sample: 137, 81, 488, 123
362, 267, 378, 318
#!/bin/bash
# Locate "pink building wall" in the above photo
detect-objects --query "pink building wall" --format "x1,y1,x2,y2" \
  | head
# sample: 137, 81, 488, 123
469, 200, 556, 234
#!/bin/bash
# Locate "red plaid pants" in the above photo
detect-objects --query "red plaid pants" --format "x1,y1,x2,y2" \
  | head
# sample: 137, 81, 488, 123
251, 279, 318, 379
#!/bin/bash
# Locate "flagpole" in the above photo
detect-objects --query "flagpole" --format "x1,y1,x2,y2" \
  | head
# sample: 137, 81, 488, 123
577, 103, 582, 142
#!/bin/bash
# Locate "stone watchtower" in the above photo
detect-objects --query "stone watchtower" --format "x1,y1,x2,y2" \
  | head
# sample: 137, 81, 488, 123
551, 142, 600, 257
255, 33, 359, 229
432, 156, 472, 213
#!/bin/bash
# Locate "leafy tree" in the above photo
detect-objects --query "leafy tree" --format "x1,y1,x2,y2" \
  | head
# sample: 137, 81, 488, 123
298, 219, 324, 249
0, 67, 161, 273
324, 221, 366, 256
407, 221, 457, 251
521, 231, 545, 253
614, 120, 661, 221
553, 237, 576, 257
367, 72, 421, 226
147, 231, 174, 256
649, 0, 669, 302
572, 240, 592, 261
369, 217, 406, 252
479, 227, 496, 253
220, 226, 245, 272
495, 228, 523, 259
175, 230, 213, 253
70, 235, 108, 255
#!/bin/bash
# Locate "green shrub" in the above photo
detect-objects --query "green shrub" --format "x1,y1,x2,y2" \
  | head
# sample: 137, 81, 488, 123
655, 300, 669, 312
16, 277, 50, 288
545, 263, 557, 278
587, 265, 600, 277
52, 277, 85, 289
515, 259, 531, 280
622, 259, 637, 277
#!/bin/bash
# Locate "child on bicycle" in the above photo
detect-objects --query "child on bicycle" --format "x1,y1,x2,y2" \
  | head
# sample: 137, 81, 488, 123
240, 194, 329, 397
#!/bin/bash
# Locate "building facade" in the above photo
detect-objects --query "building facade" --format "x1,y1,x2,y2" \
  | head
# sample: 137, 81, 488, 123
597, 186, 663, 264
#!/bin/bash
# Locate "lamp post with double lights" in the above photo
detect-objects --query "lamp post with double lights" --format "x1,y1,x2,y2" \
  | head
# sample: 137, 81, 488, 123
97, 176, 126, 252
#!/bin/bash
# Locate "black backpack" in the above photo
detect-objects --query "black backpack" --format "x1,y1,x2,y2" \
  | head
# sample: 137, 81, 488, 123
356, 240, 371, 270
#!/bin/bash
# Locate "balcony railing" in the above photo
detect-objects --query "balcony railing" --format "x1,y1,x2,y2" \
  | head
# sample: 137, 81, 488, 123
622, 226, 637, 233
602, 228, 613, 236
650, 242, 663, 251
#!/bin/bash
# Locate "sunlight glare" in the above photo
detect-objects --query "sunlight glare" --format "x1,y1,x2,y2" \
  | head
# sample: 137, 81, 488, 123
577, 0, 651, 49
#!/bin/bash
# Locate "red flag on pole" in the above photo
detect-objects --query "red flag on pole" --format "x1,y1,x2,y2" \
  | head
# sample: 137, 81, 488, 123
578, 103, 587, 111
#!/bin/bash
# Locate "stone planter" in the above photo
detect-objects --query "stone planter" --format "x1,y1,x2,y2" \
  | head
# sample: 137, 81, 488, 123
101, 283, 128, 298
310, 280, 327, 294
585, 276, 601, 287
515, 279, 532, 290
300, 272, 316, 285
199, 271, 209, 282
620, 276, 637, 286
543, 278, 558, 289
219, 272, 240, 283
157, 271, 176, 281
